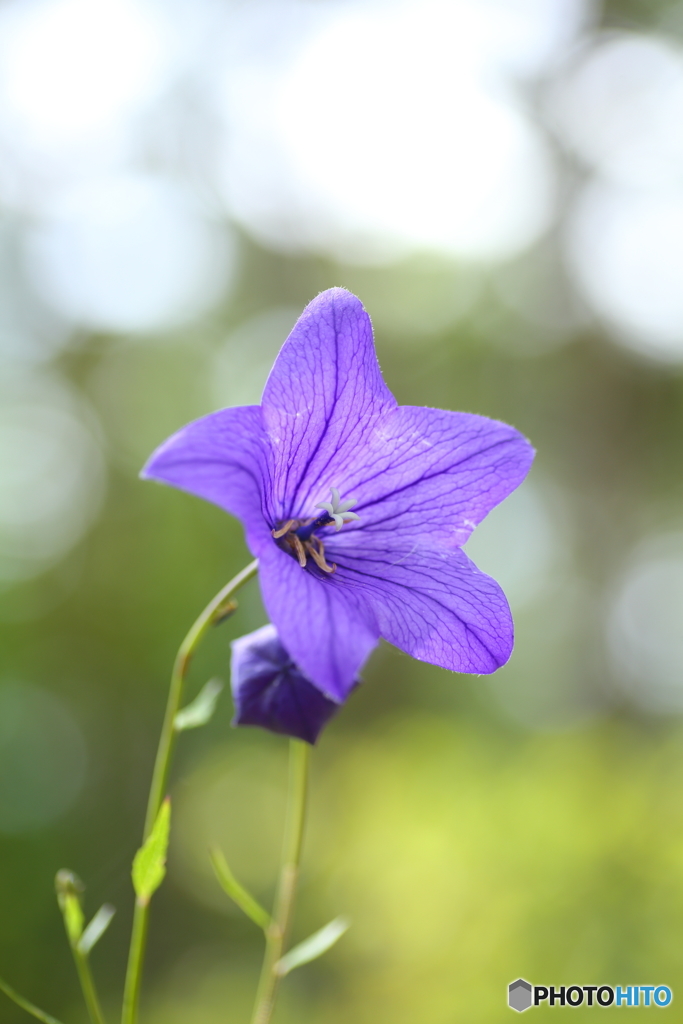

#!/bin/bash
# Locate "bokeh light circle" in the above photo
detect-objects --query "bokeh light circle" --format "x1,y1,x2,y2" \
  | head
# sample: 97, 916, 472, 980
0, 372, 105, 582
548, 32, 683, 188
277, 8, 556, 261
217, 0, 559, 263
0, 0, 178, 209
23, 173, 236, 334
565, 180, 683, 361
0, 0, 171, 143
607, 536, 683, 713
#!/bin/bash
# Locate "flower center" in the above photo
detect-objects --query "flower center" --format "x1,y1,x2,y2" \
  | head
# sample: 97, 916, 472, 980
271, 487, 359, 574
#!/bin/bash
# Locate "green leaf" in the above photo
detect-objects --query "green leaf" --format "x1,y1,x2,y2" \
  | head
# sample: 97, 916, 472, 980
209, 847, 271, 932
0, 976, 66, 1024
55, 870, 84, 946
132, 798, 171, 906
174, 678, 223, 731
275, 917, 350, 977
78, 903, 116, 955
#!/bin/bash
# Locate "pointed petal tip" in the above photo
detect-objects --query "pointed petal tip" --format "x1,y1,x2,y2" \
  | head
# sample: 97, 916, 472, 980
138, 430, 184, 484
305, 286, 366, 320
138, 454, 161, 482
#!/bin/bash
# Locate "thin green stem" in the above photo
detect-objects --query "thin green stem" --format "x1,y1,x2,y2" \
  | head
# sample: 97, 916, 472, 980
0, 977, 66, 1024
72, 951, 107, 1024
120, 905, 148, 1024
143, 558, 259, 841
121, 559, 259, 1024
250, 739, 311, 1024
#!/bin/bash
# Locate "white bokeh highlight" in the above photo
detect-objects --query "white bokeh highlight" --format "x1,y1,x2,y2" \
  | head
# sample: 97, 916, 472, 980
215, 0, 587, 263
607, 534, 683, 713
276, 7, 556, 261
23, 174, 235, 334
566, 181, 683, 361
548, 33, 683, 188
0, 0, 168, 140
0, 373, 105, 582
0, 0, 178, 208
551, 32, 683, 361
0, 218, 70, 364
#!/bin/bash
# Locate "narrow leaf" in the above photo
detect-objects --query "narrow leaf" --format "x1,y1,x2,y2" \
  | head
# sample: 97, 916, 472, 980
210, 847, 271, 932
275, 917, 350, 976
78, 903, 116, 955
174, 678, 223, 731
132, 798, 171, 905
0, 976, 66, 1024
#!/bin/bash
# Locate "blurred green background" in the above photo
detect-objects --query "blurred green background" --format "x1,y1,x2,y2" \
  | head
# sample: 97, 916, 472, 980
3, 0, 683, 1021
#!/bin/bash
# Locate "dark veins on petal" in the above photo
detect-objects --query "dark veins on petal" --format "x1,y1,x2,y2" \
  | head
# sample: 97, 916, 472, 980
142, 288, 535, 697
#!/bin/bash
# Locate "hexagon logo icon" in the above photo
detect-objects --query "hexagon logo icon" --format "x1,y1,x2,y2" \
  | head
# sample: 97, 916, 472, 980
508, 978, 533, 1012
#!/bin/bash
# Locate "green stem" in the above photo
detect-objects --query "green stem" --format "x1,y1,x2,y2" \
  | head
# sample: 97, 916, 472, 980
0, 977, 66, 1024
250, 740, 310, 1024
121, 559, 259, 1024
72, 950, 107, 1024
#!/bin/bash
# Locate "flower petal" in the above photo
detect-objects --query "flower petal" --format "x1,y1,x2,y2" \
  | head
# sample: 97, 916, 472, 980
257, 541, 379, 701
261, 288, 396, 521
328, 539, 514, 673
331, 406, 534, 548
140, 406, 274, 552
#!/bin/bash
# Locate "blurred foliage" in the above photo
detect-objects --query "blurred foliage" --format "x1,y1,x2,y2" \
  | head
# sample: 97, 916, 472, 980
3, 2, 683, 1023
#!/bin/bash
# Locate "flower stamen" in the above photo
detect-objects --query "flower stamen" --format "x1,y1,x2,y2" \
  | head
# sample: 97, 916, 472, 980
306, 538, 336, 574
272, 519, 297, 539
292, 533, 307, 568
272, 522, 337, 573
272, 487, 356, 572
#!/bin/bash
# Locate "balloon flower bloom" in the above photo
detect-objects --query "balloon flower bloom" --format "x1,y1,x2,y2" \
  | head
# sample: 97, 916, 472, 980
143, 288, 534, 718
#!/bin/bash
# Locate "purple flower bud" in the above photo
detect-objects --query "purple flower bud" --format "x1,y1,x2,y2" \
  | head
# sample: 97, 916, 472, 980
231, 624, 346, 744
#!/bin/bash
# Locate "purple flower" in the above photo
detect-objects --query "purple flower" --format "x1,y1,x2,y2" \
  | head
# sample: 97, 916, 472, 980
231, 624, 345, 743
142, 288, 534, 702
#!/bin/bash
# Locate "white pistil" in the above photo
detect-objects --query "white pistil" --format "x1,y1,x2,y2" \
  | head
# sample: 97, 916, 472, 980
315, 487, 361, 531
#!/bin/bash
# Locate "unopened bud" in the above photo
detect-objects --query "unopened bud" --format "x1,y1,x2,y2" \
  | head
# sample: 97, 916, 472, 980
55, 869, 84, 946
